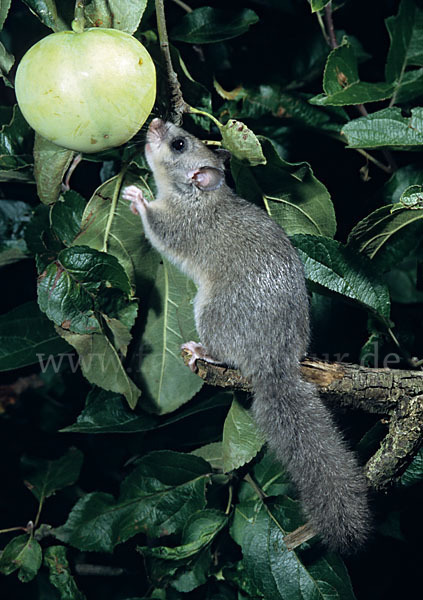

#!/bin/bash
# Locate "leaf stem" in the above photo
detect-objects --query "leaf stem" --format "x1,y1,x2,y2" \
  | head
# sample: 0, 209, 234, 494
355, 149, 393, 174
72, 1, 86, 33
388, 327, 420, 368
171, 0, 193, 13
186, 105, 222, 129
316, 9, 330, 46
0, 525, 28, 534
225, 484, 233, 515
34, 499, 44, 529
102, 168, 127, 253
244, 473, 267, 501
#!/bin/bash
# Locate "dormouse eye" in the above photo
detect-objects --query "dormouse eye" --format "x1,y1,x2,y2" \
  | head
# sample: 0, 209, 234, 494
171, 137, 186, 152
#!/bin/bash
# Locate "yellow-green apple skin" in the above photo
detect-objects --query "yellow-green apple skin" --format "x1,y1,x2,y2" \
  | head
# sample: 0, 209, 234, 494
15, 28, 156, 153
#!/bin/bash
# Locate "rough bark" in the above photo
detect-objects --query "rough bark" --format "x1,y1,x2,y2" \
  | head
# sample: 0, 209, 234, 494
181, 350, 423, 550
182, 350, 423, 489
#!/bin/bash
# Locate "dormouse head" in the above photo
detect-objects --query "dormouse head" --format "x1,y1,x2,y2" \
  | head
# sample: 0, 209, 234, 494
145, 118, 229, 195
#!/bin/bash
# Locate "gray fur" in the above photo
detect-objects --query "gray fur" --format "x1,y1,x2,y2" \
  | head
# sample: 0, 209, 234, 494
132, 118, 370, 553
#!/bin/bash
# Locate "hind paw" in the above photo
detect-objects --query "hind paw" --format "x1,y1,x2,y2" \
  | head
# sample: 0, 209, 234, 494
181, 341, 220, 372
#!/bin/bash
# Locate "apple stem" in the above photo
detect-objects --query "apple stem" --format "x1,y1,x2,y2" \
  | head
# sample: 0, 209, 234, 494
72, 0, 86, 34
155, 0, 187, 125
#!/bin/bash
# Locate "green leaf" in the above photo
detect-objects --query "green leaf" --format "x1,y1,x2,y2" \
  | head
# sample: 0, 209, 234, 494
393, 68, 423, 104
0, 301, 69, 372
0, 105, 33, 175
219, 119, 266, 166
233, 138, 336, 237
140, 509, 227, 560
138, 510, 227, 591
407, 7, 423, 66
323, 38, 357, 96
359, 329, 387, 368
61, 388, 158, 434
231, 499, 356, 599
400, 447, 423, 487
347, 193, 423, 269
22, 0, 68, 31
385, 255, 423, 304
191, 442, 224, 471
310, 82, 395, 106
44, 546, 87, 600
238, 451, 292, 503
21, 448, 83, 503
292, 234, 391, 323
33, 134, 75, 205
0, 245, 27, 267
222, 398, 265, 473
385, 0, 416, 83
170, 7, 259, 44
56, 451, 211, 553
223, 561, 263, 598
24, 204, 63, 270
0, 0, 12, 30
0, 534, 42, 582
310, 39, 394, 106
170, 548, 212, 593
59, 245, 131, 294
74, 172, 160, 291
310, 0, 331, 12
0, 40, 14, 86
37, 262, 98, 333
138, 259, 203, 414
341, 107, 423, 150
50, 191, 86, 246
37, 245, 131, 334
382, 164, 423, 204
0, 199, 31, 266
84, 0, 148, 34
56, 328, 140, 409
104, 313, 135, 356
231, 85, 346, 132
62, 388, 231, 435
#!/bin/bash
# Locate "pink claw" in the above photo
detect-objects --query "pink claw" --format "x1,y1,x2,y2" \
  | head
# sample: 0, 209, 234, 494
181, 341, 219, 372
122, 185, 149, 216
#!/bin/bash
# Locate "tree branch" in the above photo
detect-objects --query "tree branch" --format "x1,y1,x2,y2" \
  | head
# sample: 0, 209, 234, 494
181, 350, 423, 488
155, 0, 187, 124
182, 350, 423, 550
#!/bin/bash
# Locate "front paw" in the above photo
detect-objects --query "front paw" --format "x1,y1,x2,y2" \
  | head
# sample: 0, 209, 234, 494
122, 185, 149, 216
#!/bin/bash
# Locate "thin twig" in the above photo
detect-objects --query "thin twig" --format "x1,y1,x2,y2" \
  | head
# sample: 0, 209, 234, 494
356, 103, 369, 117
324, 2, 337, 49
155, 0, 187, 124
172, 0, 193, 13
355, 149, 393, 174
316, 10, 330, 46
0, 525, 28, 535
225, 484, 233, 515
244, 473, 267, 501
284, 522, 317, 551
322, 2, 397, 174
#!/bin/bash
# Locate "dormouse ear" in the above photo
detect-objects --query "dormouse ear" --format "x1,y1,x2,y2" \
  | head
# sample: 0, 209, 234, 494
188, 166, 224, 191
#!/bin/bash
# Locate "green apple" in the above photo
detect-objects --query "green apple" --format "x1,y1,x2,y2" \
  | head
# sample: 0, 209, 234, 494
15, 28, 156, 153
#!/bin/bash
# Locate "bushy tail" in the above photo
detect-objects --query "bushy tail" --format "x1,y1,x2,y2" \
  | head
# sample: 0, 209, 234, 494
251, 371, 370, 554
